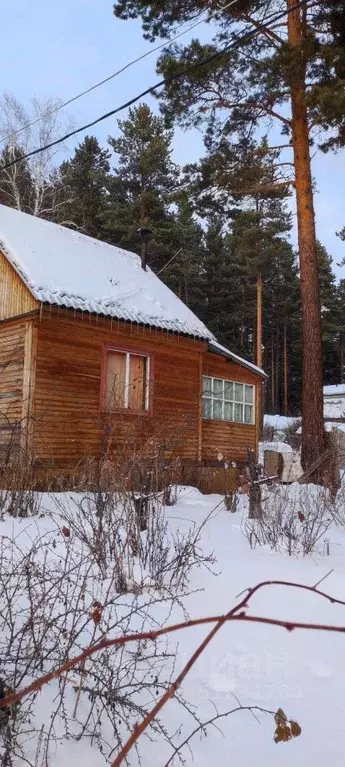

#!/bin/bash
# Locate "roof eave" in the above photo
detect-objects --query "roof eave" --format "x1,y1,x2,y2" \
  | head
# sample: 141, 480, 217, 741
208, 340, 267, 378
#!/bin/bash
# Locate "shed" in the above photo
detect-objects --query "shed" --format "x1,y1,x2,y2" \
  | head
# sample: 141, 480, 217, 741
0, 204, 266, 490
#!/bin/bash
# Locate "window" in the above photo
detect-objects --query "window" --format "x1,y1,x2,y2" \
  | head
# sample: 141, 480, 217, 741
103, 348, 151, 412
202, 376, 255, 424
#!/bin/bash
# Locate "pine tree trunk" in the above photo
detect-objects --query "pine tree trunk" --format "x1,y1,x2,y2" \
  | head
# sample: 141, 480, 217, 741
284, 315, 288, 415
287, 0, 325, 474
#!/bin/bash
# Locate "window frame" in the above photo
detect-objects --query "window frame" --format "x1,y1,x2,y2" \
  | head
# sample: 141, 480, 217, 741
101, 344, 153, 415
202, 375, 255, 425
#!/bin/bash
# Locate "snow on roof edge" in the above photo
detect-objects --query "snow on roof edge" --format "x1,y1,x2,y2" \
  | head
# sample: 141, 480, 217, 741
0, 206, 214, 340
36, 292, 214, 338
208, 340, 267, 377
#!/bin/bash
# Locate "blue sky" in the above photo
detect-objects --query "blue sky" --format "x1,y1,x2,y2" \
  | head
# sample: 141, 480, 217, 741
1, 0, 345, 275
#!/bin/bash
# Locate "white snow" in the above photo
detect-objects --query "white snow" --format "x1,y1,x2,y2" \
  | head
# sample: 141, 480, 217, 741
264, 414, 300, 430
259, 440, 293, 461
0, 204, 213, 339
3, 486, 345, 765
325, 421, 345, 433
324, 384, 345, 397
324, 401, 345, 419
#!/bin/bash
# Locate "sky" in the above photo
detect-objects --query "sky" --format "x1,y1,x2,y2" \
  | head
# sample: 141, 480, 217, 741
1, 0, 345, 276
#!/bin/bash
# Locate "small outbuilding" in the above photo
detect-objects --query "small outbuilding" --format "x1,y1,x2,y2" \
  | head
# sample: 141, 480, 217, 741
0, 205, 266, 489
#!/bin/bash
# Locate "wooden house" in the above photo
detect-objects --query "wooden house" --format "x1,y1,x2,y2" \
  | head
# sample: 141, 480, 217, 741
0, 204, 266, 491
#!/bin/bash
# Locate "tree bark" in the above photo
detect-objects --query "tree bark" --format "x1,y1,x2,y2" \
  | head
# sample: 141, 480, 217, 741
287, 0, 325, 474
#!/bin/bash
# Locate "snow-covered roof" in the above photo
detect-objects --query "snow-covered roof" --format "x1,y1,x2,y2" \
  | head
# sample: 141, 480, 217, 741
324, 385, 345, 398
208, 339, 267, 378
0, 205, 213, 339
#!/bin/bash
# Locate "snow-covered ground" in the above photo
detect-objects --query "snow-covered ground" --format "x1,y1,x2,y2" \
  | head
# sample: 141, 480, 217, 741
2, 487, 345, 765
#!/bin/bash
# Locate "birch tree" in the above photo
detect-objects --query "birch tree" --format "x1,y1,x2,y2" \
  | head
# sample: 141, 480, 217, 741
0, 92, 74, 218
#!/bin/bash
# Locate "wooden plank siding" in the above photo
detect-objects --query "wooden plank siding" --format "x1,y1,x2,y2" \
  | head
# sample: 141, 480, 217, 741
31, 311, 261, 472
0, 318, 34, 455
0, 250, 38, 320
201, 350, 258, 463
32, 311, 204, 468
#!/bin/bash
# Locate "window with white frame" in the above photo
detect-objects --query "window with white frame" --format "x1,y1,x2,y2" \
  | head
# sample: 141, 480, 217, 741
104, 349, 151, 412
202, 376, 255, 424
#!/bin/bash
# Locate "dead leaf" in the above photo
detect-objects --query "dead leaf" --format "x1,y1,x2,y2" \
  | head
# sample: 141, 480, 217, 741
91, 607, 102, 625
290, 721, 302, 738
275, 707, 287, 726
61, 527, 70, 538
274, 724, 292, 743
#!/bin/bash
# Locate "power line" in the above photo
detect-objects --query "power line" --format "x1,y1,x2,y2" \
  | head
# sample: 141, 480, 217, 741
1, 0, 309, 172
0, 0, 241, 145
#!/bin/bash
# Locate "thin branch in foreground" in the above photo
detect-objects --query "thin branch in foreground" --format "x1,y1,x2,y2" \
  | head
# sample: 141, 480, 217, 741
0, 578, 344, 763
111, 577, 345, 765
163, 704, 275, 766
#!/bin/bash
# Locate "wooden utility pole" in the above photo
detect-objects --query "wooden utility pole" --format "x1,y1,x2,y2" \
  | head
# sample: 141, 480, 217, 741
256, 272, 263, 369
287, 0, 325, 474
283, 316, 288, 415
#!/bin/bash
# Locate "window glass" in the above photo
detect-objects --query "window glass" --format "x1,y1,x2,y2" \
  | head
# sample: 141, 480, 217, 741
224, 381, 233, 400
105, 350, 149, 412
245, 404, 254, 424
202, 376, 212, 395
106, 351, 126, 409
202, 398, 212, 419
213, 399, 223, 419
202, 377, 255, 425
129, 355, 146, 410
234, 383, 244, 402
212, 379, 223, 398
224, 402, 233, 421
234, 403, 244, 422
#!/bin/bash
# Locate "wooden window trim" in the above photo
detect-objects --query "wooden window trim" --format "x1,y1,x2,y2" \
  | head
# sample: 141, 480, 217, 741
202, 376, 255, 425
100, 343, 154, 416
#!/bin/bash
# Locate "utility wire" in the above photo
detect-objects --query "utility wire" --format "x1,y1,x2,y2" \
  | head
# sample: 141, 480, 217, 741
0, 0, 241, 145
1, 0, 309, 172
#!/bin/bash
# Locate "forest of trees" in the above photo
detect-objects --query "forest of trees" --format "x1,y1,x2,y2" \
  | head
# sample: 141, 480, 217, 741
0, 101, 344, 417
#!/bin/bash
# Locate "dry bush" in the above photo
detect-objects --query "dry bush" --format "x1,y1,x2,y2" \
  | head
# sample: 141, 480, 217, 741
54, 453, 215, 593
0, 426, 216, 765
0, 501, 214, 766
0, 427, 39, 519
283, 419, 302, 451
243, 483, 333, 556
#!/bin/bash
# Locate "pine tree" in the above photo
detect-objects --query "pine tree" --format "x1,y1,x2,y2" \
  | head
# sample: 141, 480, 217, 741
157, 192, 206, 307
337, 279, 345, 383
106, 103, 179, 271
263, 242, 301, 415
183, 135, 292, 371
317, 241, 342, 385
56, 136, 111, 238
113, 0, 345, 473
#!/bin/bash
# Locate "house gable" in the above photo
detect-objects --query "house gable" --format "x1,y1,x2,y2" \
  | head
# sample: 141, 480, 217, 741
0, 249, 38, 321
